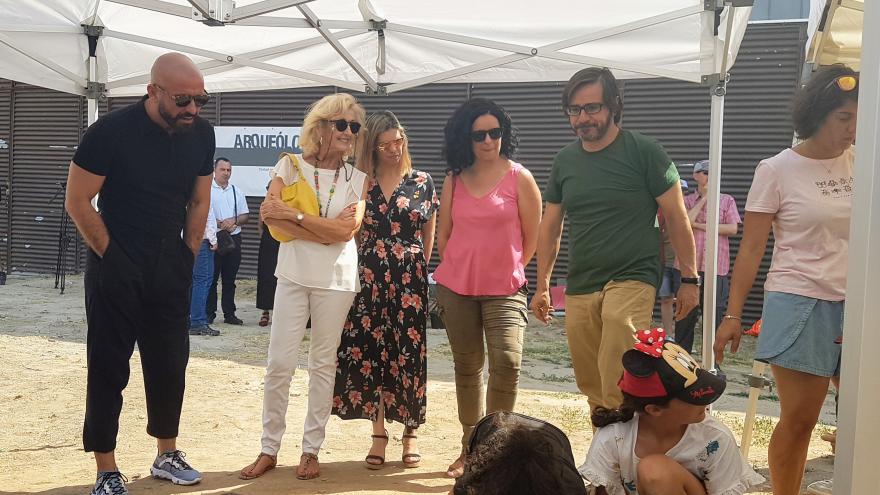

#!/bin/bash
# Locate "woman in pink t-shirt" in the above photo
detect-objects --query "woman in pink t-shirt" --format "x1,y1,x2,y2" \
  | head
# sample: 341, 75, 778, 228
433, 98, 542, 478
714, 65, 858, 495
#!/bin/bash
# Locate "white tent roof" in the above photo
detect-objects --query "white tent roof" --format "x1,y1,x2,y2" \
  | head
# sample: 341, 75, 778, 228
808, 0, 863, 70
0, 0, 751, 97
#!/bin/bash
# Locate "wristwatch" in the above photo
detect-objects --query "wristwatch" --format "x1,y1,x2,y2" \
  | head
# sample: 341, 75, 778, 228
680, 276, 701, 286
295, 212, 305, 224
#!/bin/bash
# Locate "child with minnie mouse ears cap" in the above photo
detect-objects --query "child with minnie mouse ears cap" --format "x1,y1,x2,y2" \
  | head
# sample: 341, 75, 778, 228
579, 328, 764, 495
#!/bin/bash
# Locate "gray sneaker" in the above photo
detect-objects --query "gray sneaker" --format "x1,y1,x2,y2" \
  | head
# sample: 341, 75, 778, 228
150, 450, 202, 485
90, 471, 128, 495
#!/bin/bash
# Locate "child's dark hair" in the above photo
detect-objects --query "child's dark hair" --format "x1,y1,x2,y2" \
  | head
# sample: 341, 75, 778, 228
591, 392, 673, 428
442, 98, 519, 175
453, 414, 571, 495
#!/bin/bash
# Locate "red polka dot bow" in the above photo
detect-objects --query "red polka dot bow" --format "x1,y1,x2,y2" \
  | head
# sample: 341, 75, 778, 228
634, 327, 667, 357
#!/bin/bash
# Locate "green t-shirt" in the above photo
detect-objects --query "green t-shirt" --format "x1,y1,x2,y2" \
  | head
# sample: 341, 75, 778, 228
545, 130, 679, 295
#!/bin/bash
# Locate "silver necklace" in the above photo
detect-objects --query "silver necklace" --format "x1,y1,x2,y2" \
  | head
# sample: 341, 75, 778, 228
817, 154, 840, 174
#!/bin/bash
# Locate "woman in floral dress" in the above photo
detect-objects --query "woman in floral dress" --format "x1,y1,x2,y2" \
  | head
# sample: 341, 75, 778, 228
333, 110, 439, 469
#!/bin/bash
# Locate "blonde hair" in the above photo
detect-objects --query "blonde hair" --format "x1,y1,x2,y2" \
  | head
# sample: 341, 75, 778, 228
300, 93, 366, 159
357, 110, 413, 178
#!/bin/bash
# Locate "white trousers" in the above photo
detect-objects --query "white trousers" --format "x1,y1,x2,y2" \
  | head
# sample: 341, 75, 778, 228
261, 279, 355, 455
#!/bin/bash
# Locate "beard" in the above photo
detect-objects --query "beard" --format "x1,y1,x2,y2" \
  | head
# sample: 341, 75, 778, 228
573, 112, 612, 142
158, 101, 197, 133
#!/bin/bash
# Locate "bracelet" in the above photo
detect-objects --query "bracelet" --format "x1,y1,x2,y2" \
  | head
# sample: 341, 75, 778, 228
722, 314, 742, 321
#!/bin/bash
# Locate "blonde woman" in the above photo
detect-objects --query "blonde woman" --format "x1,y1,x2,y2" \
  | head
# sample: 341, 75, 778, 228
239, 93, 369, 481
332, 111, 439, 469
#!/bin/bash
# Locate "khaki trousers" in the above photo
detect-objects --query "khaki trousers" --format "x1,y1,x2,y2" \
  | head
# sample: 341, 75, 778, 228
565, 279, 656, 412
436, 284, 529, 448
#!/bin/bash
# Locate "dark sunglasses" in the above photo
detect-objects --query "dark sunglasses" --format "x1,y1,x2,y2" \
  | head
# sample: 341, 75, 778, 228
154, 84, 210, 108
823, 75, 858, 93
470, 127, 503, 142
327, 119, 361, 134
564, 103, 604, 116
696, 170, 708, 175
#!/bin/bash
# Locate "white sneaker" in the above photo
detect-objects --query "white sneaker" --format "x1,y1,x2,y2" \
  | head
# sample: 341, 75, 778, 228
807, 479, 833, 495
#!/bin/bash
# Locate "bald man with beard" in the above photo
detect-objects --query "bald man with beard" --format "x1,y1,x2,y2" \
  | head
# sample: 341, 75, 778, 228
66, 52, 214, 494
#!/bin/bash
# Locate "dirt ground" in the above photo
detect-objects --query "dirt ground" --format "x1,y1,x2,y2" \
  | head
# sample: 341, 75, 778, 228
0, 274, 836, 494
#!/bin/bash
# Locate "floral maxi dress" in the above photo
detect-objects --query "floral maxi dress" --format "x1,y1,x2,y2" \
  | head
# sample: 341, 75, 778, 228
332, 169, 439, 428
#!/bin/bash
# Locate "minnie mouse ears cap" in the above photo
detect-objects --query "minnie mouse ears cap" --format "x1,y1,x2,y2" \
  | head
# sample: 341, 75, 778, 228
619, 328, 726, 406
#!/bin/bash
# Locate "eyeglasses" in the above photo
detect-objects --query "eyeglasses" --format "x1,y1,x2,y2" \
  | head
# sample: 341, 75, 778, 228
823, 75, 858, 93
154, 84, 210, 108
377, 137, 405, 152
327, 119, 361, 134
564, 103, 605, 117
470, 127, 503, 142
696, 170, 708, 175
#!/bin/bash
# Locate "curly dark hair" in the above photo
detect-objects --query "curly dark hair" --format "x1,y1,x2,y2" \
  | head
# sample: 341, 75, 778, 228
591, 392, 673, 428
442, 98, 518, 175
453, 413, 572, 495
792, 64, 858, 140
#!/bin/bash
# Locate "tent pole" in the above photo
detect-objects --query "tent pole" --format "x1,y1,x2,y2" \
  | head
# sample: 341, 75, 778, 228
835, 0, 880, 491
88, 57, 99, 125
701, 77, 725, 373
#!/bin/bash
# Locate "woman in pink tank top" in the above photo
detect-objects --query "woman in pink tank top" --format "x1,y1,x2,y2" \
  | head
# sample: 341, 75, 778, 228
433, 98, 542, 478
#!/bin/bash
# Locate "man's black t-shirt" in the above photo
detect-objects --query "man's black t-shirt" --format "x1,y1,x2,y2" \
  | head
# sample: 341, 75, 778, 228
73, 96, 215, 258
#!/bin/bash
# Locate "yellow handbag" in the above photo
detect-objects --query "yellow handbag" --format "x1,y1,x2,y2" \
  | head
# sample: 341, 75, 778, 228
267, 153, 320, 242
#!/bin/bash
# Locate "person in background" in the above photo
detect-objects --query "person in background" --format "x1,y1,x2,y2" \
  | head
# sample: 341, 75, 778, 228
714, 64, 857, 495
238, 93, 368, 481
657, 179, 689, 335
672, 160, 741, 354
433, 97, 543, 478
189, 203, 220, 336
333, 110, 439, 470
207, 157, 249, 325
256, 180, 280, 327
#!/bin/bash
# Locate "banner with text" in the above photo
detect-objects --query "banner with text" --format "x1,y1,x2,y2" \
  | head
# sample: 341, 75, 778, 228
214, 126, 301, 197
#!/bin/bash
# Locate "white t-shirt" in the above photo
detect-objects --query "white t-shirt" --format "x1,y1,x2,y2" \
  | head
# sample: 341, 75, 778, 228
270, 154, 366, 292
579, 414, 764, 495
211, 179, 249, 235
746, 147, 854, 301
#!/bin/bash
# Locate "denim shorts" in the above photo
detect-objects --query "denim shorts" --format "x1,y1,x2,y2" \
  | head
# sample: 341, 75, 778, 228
658, 266, 680, 298
756, 291, 844, 377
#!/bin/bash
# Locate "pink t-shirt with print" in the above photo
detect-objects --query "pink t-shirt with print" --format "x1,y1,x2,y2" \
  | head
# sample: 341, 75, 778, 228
745, 147, 854, 301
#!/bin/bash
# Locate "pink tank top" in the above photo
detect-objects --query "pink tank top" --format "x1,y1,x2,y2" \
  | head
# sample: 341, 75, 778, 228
433, 162, 526, 296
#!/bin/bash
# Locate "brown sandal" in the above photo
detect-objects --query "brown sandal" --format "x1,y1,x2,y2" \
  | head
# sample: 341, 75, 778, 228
239, 452, 277, 480
402, 430, 421, 468
296, 452, 320, 480
259, 311, 270, 327
365, 430, 389, 470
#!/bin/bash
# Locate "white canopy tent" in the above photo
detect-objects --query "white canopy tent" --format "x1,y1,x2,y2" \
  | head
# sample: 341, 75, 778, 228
0, 0, 752, 371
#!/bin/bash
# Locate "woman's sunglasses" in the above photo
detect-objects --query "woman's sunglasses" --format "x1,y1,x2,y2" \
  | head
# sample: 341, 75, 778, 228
470, 127, 503, 142
154, 84, 211, 108
377, 137, 406, 152
824, 75, 858, 93
327, 119, 361, 134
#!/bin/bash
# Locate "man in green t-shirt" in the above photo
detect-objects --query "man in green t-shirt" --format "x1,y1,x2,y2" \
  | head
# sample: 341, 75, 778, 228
531, 67, 700, 413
